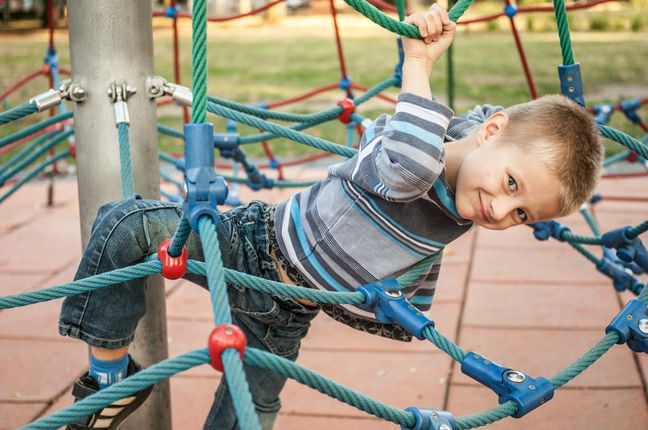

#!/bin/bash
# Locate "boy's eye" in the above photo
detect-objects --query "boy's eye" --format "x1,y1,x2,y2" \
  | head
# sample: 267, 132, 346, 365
507, 175, 518, 192
517, 208, 527, 222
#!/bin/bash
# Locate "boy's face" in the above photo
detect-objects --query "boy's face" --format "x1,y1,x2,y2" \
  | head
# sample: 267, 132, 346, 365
454, 136, 562, 230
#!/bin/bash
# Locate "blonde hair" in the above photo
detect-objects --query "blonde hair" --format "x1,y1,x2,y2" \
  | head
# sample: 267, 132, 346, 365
501, 94, 603, 216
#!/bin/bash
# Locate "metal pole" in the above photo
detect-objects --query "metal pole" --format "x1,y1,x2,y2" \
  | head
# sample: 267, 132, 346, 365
67, 2, 171, 429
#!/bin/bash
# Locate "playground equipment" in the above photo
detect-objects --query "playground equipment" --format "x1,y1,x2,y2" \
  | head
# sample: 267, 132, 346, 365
1, 0, 647, 428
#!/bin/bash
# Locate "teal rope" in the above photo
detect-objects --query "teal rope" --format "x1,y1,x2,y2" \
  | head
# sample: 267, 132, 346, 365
0, 129, 73, 184
207, 100, 356, 158
550, 332, 619, 388
0, 111, 72, 149
0, 260, 161, 309
628, 220, 648, 239
245, 348, 417, 427
208, 95, 341, 123
603, 149, 631, 168
21, 349, 210, 429
354, 76, 400, 105
423, 325, 466, 363
579, 206, 601, 236
192, 0, 208, 123
0, 150, 70, 205
0, 101, 38, 125
599, 124, 648, 160
197, 216, 261, 429
158, 124, 184, 139
185, 260, 365, 305
395, 251, 441, 288
551, 0, 575, 65
342, 0, 473, 38
117, 123, 135, 197
0, 129, 61, 176
168, 214, 192, 257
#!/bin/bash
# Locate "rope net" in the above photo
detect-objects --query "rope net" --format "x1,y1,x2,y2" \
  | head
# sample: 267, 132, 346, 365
1, 0, 647, 428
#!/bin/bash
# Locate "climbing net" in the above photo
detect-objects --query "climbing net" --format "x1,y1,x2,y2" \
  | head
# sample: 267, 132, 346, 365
1, 0, 648, 429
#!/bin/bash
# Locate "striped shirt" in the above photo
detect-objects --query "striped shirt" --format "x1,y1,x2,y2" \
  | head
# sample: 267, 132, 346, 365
275, 93, 500, 324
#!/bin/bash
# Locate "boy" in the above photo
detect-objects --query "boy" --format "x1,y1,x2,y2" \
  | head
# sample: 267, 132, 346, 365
58, 4, 602, 430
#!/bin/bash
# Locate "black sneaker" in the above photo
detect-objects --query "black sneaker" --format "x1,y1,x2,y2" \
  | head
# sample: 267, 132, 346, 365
66, 356, 154, 430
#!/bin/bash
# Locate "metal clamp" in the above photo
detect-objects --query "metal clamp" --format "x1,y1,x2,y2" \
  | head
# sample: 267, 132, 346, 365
58, 79, 87, 103
30, 89, 62, 112
461, 352, 554, 418
357, 279, 435, 340
147, 75, 176, 99
108, 80, 137, 126
606, 299, 648, 353
167, 83, 193, 106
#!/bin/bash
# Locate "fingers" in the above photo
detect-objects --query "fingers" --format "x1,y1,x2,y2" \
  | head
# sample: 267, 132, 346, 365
406, 3, 452, 44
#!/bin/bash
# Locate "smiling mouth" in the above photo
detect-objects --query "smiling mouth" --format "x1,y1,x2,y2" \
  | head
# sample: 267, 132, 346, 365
478, 192, 489, 223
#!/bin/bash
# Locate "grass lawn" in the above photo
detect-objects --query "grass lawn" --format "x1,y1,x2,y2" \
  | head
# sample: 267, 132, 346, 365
1, 8, 647, 163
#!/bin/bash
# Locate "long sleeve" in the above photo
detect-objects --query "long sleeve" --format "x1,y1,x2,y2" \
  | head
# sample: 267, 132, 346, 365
330, 93, 454, 202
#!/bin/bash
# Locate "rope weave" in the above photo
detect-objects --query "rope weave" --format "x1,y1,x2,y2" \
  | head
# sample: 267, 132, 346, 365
0, 101, 38, 125
191, 0, 208, 123
0, 111, 72, 149
117, 122, 135, 197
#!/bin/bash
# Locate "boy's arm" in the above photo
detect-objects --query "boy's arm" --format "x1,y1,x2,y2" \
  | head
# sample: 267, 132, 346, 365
401, 4, 456, 99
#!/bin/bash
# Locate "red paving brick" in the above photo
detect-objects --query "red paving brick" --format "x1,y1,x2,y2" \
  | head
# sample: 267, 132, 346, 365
447, 385, 648, 430
2, 177, 647, 428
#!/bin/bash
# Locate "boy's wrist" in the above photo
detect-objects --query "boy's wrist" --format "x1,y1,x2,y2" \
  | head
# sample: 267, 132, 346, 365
403, 57, 433, 76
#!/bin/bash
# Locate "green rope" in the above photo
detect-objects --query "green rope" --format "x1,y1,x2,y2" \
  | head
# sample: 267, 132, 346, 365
22, 349, 210, 429
603, 149, 631, 168
0, 129, 73, 184
342, 0, 473, 39
0, 129, 60, 173
245, 348, 417, 428
396, 0, 405, 21
0, 101, 38, 125
117, 123, 135, 197
208, 95, 341, 124
579, 206, 601, 236
551, 0, 575, 65
423, 325, 466, 363
168, 214, 192, 257
550, 332, 619, 388
0, 150, 70, 205
0, 111, 72, 149
599, 124, 648, 160
192, 0, 208, 123
207, 100, 356, 157
0, 260, 162, 309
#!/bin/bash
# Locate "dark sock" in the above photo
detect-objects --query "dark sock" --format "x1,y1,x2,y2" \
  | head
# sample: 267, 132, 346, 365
89, 354, 129, 390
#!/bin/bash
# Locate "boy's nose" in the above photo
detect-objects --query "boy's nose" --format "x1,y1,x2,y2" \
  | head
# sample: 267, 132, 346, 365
490, 196, 516, 222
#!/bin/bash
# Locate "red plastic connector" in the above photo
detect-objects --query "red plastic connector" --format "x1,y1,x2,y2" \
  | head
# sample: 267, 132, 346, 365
337, 98, 355, 124
628, 151, 639, 162
208, 324, 247, 372
157, 238, 187, 280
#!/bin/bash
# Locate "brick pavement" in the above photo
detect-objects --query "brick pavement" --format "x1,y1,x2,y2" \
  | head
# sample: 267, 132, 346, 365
0, 170, 647, 430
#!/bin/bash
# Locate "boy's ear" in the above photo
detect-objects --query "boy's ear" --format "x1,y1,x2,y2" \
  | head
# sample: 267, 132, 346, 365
477, 111, 509, 146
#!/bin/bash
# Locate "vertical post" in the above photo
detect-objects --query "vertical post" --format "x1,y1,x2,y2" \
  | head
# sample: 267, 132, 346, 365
67, 2, 171, 429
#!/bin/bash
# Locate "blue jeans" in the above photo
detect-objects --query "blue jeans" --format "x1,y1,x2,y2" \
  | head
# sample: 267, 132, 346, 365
59, 195, 320, 429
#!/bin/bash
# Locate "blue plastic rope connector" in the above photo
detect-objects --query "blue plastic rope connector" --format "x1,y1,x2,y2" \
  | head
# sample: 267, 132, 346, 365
175, 157, 186, 172
460, 352, 554, 418
43, 47, 58, 66
504, 4, 517, 18
619, 99, 642, 124
213, 133, 241, 152
402, 407, 456, 430
269, 158, 280, 169
393, 37, 405, 88
589, 192, 603, 205
529, 220, 569, 241
558, 63, 585, 107
606, 299, 648, 354
339, 77, 352, 90
245, 165, 274, 191
596, 257, 644, 294
226, 119, 238, 133
183, 123, 229, 231
593, 103, 614, 125
357, 279, 434, 340
165, 5, 177, 18
603, 247, 643, 276
601, 226, 648, 273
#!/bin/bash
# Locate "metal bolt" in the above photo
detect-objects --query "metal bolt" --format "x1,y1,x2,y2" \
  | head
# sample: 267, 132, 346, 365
567, 74, 574, 81
568, 85, 575, 93
627, 314, 634, 321
505, 370, 526, 383
639, 318, 648, 334
431, 412, 439, 419
384, 289, 402, 298
71, 87, 86, 99
529, 384, 536, 390
126, 85, 137, 97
